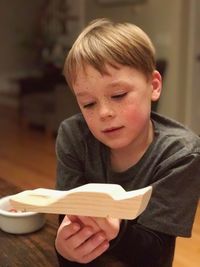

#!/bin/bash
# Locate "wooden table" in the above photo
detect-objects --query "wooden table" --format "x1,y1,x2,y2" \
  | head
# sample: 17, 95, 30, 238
0, 177, 59, 267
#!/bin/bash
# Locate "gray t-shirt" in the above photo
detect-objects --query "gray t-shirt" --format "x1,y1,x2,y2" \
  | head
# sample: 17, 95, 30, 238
56, 112, 200, 237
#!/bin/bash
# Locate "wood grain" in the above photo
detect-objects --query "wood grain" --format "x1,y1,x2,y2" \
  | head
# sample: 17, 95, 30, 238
10, 184, 152, 219
0, 106, 199, 266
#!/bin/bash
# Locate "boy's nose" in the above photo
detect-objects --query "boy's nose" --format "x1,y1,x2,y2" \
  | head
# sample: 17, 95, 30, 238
99, 102, 115, 119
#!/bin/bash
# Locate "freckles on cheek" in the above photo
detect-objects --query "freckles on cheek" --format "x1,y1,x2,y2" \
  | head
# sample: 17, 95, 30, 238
82, 112, 95, 128
124, 106, 148, 126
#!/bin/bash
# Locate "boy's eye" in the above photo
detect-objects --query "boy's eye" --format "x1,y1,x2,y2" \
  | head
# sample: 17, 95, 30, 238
83, 102, 95, 109
112, 92, 127, 99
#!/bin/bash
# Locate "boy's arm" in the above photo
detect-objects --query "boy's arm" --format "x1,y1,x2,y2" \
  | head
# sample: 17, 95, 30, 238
108, 220, 176, 267
55, 215, 175, 267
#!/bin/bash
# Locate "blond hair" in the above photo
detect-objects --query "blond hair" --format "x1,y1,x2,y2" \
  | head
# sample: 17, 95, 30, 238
64, 18, 156, 88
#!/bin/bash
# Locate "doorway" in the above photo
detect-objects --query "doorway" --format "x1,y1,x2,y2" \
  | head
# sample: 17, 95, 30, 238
185, 0, 200, 135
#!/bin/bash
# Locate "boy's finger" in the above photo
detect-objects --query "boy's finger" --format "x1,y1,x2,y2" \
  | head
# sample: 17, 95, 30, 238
67, 215, 85, 227
57, 222, 81, 240
80, 239, 109, 264
69, 226, 95, 248
76, 216, 100, 232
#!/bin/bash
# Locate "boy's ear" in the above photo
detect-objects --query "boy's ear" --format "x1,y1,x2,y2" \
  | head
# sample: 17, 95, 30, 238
151, 70, 162, 101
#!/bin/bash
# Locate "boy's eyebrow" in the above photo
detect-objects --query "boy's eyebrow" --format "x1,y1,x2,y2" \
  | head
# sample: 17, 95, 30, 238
75, 80, 131, 97
109, 80, 131, 88
75, 91, 91, 97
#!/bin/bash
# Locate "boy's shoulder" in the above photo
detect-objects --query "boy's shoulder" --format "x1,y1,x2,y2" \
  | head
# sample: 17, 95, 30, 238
151, 112, 200, 154
59, 113, 87, 131
57, 113, 91, 141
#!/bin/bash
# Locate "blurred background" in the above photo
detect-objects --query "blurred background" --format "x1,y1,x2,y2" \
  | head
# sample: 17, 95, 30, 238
0, 0, 200, 133
0, 1, 199, 266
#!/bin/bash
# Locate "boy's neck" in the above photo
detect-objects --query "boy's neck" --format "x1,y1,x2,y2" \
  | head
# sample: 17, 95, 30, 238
110, 121, 154, 172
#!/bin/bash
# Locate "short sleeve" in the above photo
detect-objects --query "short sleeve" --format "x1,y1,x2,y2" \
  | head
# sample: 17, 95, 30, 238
138, 152, 200, 237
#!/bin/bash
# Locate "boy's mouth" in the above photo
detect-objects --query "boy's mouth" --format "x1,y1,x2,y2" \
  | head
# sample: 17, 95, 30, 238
102, 126, 124, 133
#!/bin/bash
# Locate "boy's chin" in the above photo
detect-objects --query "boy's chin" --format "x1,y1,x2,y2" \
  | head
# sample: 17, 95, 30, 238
102, 140, 131, 150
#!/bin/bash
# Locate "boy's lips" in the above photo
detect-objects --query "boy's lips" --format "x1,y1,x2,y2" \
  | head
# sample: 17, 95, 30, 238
102, 126, 124, 133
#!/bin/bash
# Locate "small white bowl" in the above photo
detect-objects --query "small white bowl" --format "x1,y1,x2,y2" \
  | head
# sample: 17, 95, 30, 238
0, 195, 46, 234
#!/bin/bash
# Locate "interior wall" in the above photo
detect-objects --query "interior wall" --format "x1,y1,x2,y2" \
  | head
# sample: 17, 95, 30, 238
0, 0, 45, 78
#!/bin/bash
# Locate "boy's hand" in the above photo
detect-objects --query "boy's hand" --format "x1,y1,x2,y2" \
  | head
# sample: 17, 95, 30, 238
69, 215, 121, 241
55, 215, 109, 264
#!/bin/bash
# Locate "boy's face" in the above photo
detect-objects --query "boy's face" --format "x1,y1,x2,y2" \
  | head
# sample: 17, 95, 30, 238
73, 64, 161, 152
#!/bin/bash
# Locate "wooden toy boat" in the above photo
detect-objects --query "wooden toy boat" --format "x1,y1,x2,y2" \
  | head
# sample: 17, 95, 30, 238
10, 183, 152, 220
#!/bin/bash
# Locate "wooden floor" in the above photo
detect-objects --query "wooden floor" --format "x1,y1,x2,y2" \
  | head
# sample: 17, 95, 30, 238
0, 106, 199, 267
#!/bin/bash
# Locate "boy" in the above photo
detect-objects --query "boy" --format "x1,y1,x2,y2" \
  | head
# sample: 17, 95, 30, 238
55, 18, 200, 267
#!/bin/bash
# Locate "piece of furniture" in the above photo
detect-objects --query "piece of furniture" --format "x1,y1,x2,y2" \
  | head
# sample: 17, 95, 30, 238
0, 177, 59, 267
17, 63, 80, 135
45, 84, 80, 135
20, 82, 80, 135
